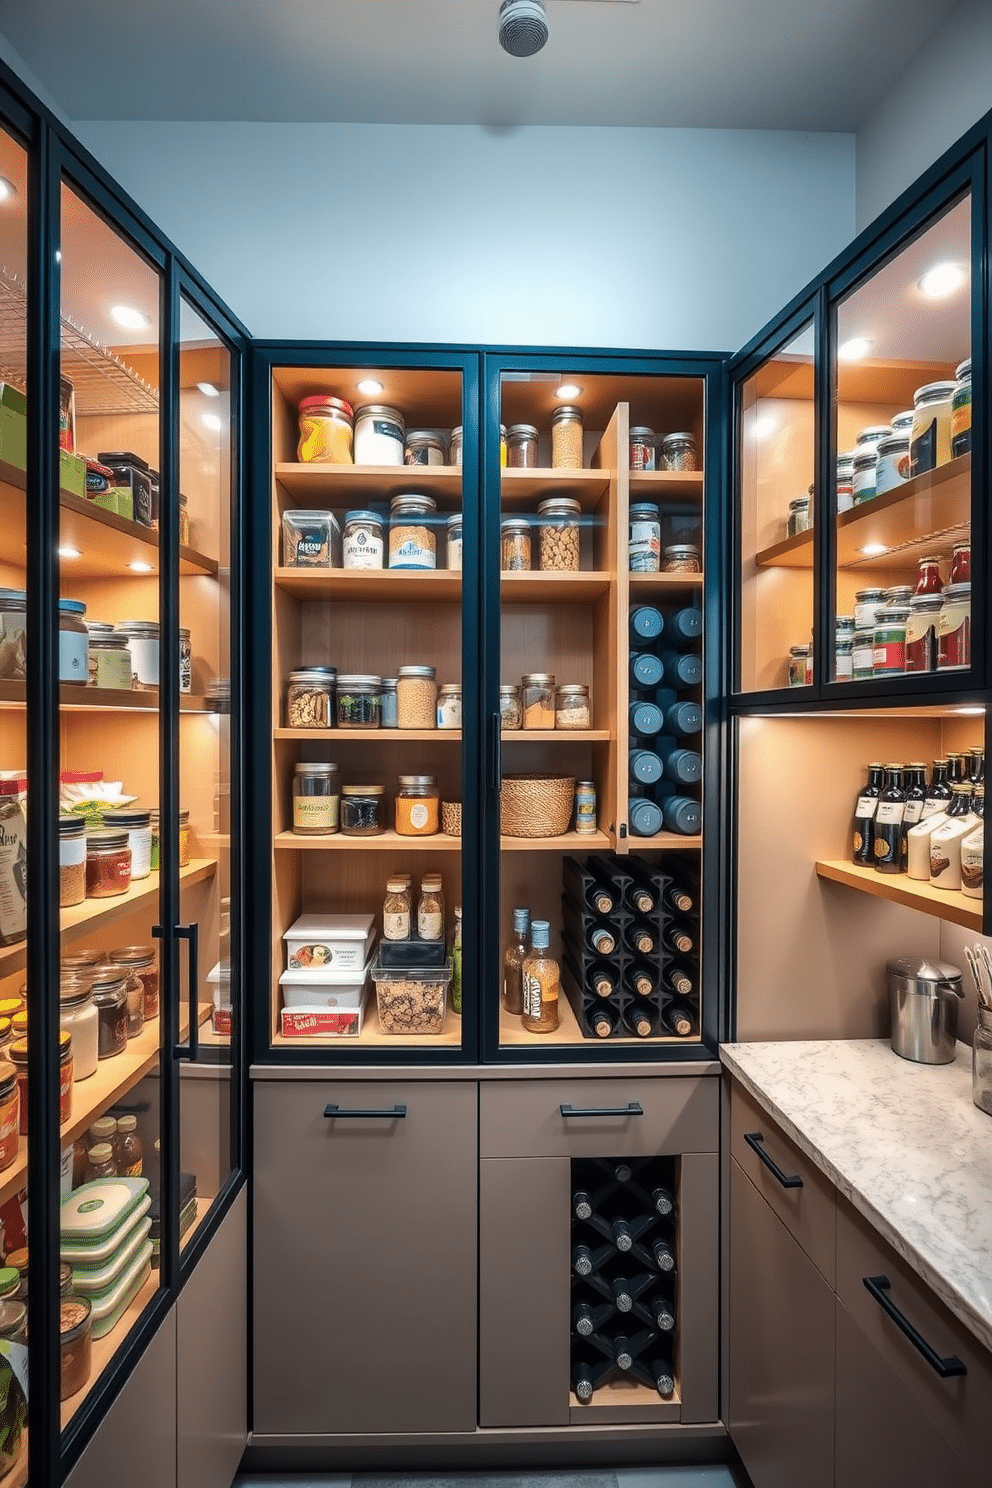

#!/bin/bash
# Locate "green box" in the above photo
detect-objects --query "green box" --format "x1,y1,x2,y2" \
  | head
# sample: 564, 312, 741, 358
113, 483, 134, 521
59, 450, 86, 499
0, 384, 27, 473
85, 485, 117, 514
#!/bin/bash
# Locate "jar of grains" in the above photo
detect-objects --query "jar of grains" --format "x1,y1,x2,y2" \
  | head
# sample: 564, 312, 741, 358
629, 427, 655, 470
397, 665, 438, 729
179, 809, 191, 868
90, 967, 129, 1059
59, 973, 98, 1080
537, 497, 581, 571
342, 511, 384, 569
59, 815, 87, 907
292, 762, 340, 835
287, 667, 337, 728
437, 683, 462, 729
395, 776, 440, 836
501, 518, 532, 571
85, 831, 132, 900
340, 784, 386, 836
660, 432, 698, 471
629, 503, 661, 572
910, 381, 956, 475
101, 807, 152, 881
296, 395, 354, 464
663, 543, 701, 573
952, 358, 971, 456
109, 945, 160, 1021
555, 684, 591, 730
937, 582, 971, 671
58, 600, 88, 685
499, 684, 522, 730
388, 494, 437, 569
551, 405, 583, 468
336, 675, 382, 728
354, 404, 405, 465
405, 430, 447, 466
507, 424, 539, 468
380, 678, 398, 728
521, 673, 556, 729
450, 427, 463, 465
446, 513, 463, 571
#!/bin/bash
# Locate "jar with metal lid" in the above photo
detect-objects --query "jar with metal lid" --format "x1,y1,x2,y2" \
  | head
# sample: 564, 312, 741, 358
383, 876, 411, 940
397, 665, 437, 729
388, 493, 437, 569
852, 628, 875, 680
555, 683, 591, 730
500, 517, 531, 571
0, 589, 25, 680
914, 554, 944, 596
297, 394, 354, 464
340, 784, 386, 836
853, 588, 886, 629
788, 645, 810, 687
58, 599, 88, 685
507, 424, 539, 468
120, 965, 144, 1038
178, 492, 190, 548
287, 666, 337, 729
499, 684, 522, 730
629, 427, 655, 471
629, 502, 661, 572
874, 434, 911, 495
101, 806, 152, 880
395, 775, 440, 836
446, 513, 463, 571
663, 543, 701, 573
437, 683, 462, 729
292, 762, 340, 835
85, 830, 132, 899
521, 673, 556, 729
851, 448, 878, 505
117, 1114, 143, 1176
0, 1058, 17, 1171
405, 430, 447, 466
891, 410, 915, 434
379, 677, 398, 728
537, 497, 581, 571
910, 380, 956, 475
836, 450, 856, 512
450, 426, 463, 465
108, 945, 159, 1021
660, 432, 698, 471
873, 605, 910, 676
85, 1142, 115, 1181
179, 626, 192, 694
937, 581, 971, 671
90, 968, 128, 1058
59, 972, 98, 1079
856, 424, 893, 452
0, 1018, 11, 1054
835, 637, 854, 682
342, 510, 384, 570
787, 496, 811, 536
951, 357, 971, 457
114, 619, 159, 688
883, 585, 914, 607
336, 674, 382, 728
354, 403, 404, 465
904, 593, 943, 673
148, 807, 191, 870
86, 623, 131, 689
950, 542, 970, 582
59, 814, 87, 907
551, 405, 583, 468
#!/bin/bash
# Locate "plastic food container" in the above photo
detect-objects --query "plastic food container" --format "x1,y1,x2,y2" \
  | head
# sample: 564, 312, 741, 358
279, 964, 370, 1008
283, 913, 375, 972
281, 509, 341, 567
370, 957, 452, 1035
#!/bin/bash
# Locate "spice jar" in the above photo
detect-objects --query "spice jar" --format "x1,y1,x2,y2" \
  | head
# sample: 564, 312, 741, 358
388, 494, 437, 569
951, 542, 971, 582
499, 684, 522, 730
835, 637, 854, 681
58, 599, 89, 685
148, 808, 191, 870
521, 673, 556, 729
90, 968, 129, 1058
663, 543, 701, 573
853, 587, 887, 629
551, 405, 583, 468
336, 674, 382, 728
405, 430, 446, 465
787, 496, 811, 535
354, 404, 405, 465
88, 1116, 117, 1162
660, 432, 698, 471
910, 380, 956, 475
108, 945, 159, 1021
85, 830, 132, 899
342, 511, 384, 569
59, 972, 98, 1080
537, 497, 581, 572
292, 762, 340, 835
116, 1114, 143, 1176
555, 684, 591, 730
952, 358, 971, 457
383, 876, 411, 940
787, 645, 810, 687
380, 678, 398, 728
287, 667, 337, 729
852, 628, 875, 681
395, 776, 440, 836
875, 434, 911, 495
629, 503, 661, 572
417, 874, 445, 940
396, 665, 438, 729
121, 967, 144, 1037
113, 619, 159, 688
937, 582, 971, 670
297, 395, 354, 464
85, 1142, 116, 1181
873, 605, 910, 676
59, 814, 87, 907
437, 683, 462, 729
851, 448, 878, 506
629, 427, 655, 471
340, 784, 386, 836
500, 518, 532, 571
0, 1060, 18, 1171
450, 427, 463, 465
446, 514, 463, 571
836, 450, 856, 512
904, 594, 943, 673
102, 806, 152, 880
507, 424, 539, 468
86, 624, 131, 689
856, 424, 893, 454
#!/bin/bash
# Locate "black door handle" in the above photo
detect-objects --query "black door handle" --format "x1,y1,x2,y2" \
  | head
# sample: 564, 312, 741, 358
324, 1103, 407, 1119
743, 1131, 803, 1188
560, 1101, 644, 1118
863, 1275, 967, 1378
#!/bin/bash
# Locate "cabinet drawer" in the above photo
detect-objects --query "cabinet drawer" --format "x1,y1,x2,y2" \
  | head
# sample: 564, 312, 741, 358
730, 1080, 835, 1285
480, 1076, 717, 1159
836, 1197, 992, 1486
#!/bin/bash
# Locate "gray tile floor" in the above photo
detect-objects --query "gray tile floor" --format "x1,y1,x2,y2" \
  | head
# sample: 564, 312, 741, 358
234, 1469, 743, 1488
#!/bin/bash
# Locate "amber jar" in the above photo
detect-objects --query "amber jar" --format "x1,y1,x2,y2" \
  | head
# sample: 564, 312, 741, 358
108, 945, 160, 1021
85, 829, 132, 899
0, 1059, 19, 1171
8, 1031, 72, 1133
84, 1141, 115, 1181
395, 776, 440, 836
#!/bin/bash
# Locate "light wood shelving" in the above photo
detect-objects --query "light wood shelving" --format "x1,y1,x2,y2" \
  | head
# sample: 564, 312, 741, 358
274, 830, 613, 853
815, 859, 983, 930
274, 567, 462, 602
501, 467, 611, 510
501, 571, 611, 602
629, 571, 703, 591
274, 727, 612, 743
629, 469, 703, 501
272, 1002, 462, 1049
276, 462, 462, 502
0, 682, 217, 713
568, 1378, 682, 1424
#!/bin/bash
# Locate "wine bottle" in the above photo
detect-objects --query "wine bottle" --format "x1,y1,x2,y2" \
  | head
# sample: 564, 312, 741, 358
650, 1237, 676, 1273
578, 875, 617, 916
947, 751, 968, 785
661, 964, 694, 999
648, 1356, 676, 1397
660, 1000, 695, 1038
611, 1272, 654, 1314
502, 906, 530, 1015
969, 747, 985, 785
572, 1353, 613, 1403
629, 748, 664, 785
613, 1161, 634, 1183
655, 736, 703, 785
589, 967, 618, 999
625, 921, 656, 956
852, 762, 884, 865
899, 763, 928, 871
658, 650, 702, 687
572, 1241, 614, 1278
662, 880, 695, 915
630, 699, 664, 737
572, 1301, 614, 1338
661, 921, 694, 956
650, 1184, 675, 1217
611, 1330, 656, 1372
623, 1003, 657, 1038
573, 1188, 594, 1220
630, 651, 664, 689
625, 874, 656, 915
589, 1004, 618, 1039
923, 758, 952, 817
661, 795, 701, 836
648, 1294, 676, 1333
587, 924, 617, 957
872, 763, 905, 875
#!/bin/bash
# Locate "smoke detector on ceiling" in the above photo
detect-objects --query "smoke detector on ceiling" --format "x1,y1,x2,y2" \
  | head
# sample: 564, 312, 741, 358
498, 0, 549, 57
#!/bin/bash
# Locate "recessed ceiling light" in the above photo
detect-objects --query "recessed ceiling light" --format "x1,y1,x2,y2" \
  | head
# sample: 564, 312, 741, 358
58, 545, 81, 559
918, 262, 967, 299
202, 413, 222, 431
0, 178, 17, 203
555, 383, 582, 400
838, 337, 873, 362
127, 560, 154, 573
196, 381, 220, 398
754, 415, 777, 440
357, 378, 384, 396
111, 304, 151, 331
859, 542, 889, 557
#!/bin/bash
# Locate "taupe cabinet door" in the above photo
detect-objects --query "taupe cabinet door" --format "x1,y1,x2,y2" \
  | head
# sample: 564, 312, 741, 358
253, 1079, 478, 1435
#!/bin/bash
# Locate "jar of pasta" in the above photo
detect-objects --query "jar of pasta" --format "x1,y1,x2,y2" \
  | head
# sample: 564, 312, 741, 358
287, 667, 336, 729
297, 395, 354, 463
388, 494, 437, 569
537, 497, 581, 571
395, 776, 439, 836
551, 405, 583, 468
500, 518, 532, 571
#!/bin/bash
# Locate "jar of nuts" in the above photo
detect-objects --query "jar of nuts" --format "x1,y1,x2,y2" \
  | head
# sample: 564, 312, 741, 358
287, 667, 337, 729
537, 497, 581, 571
551, 405, 583, 468
396, 665, 438, 729
501, 518, 532, 571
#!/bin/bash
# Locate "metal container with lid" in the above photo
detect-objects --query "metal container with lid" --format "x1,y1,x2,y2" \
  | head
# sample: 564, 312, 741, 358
887, 956, 963, 1065
659, 431, 698, 471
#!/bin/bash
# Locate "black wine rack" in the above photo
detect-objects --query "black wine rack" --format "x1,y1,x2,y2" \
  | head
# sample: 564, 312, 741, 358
570, 1155, 679, 1402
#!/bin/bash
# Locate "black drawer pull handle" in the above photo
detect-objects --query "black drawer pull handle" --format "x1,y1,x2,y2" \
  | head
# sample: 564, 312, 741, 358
863, 1275, 967, 1378
560, 1101, 644, 1118
743, 1131, 804, 1189
323, 1104, 408, 1119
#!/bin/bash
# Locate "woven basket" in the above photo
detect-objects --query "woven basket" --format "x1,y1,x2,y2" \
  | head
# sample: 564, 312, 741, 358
441, 800, 461, 836
500, 775, 575, 837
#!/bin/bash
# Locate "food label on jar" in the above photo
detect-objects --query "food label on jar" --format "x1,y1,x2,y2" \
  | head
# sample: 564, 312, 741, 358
293, 797, 339, 832
179, 637, 192, 693
94, 647, 133, 689
128, 826, 153, 879
438, 698, 462, 728
961, 831, 984, 896
854, 796, 879, 818
383, 912, 410, 939
447, 538, 463, 571
126, 636, 159, 687
629, 521, 661, 573
910, 416, 938, 476
875, 802, 905, 825
59, 630, 88, 684
0, 803, 27, 945
903, 800, 925, 827
389, 532, 435, 569
60, 835, 86, 868
418, 909, 443, 939
120, 1160, 143, 1178
904, 624, 936, 673
523, 972, 544, 1019
408, 803, 430, 830
937, 609, 970, 670
873, 640, 905, 672
343, 529, 384, 569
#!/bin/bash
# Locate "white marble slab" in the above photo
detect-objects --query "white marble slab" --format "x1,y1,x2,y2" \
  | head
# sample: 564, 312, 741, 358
721, 1038, 992, 1353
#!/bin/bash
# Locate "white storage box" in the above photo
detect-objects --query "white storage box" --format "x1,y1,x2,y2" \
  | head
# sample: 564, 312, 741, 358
283, 913, 375, 972
279, 962, 370, 1008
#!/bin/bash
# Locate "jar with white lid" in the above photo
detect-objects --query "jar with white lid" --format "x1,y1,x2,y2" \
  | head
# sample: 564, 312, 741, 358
952, 357, 971, 457
874, 434, 911, 495
342, 510, 385, 569
507, 424, 539, 468
86, 624, 131, 689
904, 593, 943, 674
851, 448, 878, 505
388, 494, 437, 569
59, 600, 88, 685
405, 430, 447, 466
660, 432, 698, 471
910, 381, 956, 476
890, 410, 915, 434
629, 503, 661, 571
551, 406, 583, 468
114, 619, 159, 688
853, 588, 886, 629
537, 497, 581, 571
354, 404, 405, 465
855, 424, 893, 452
446, 513, 463, 571
59, 973, 98, 1080
836, 450, 856, 512
629, 427, 655, 471
437, 683, 462, 729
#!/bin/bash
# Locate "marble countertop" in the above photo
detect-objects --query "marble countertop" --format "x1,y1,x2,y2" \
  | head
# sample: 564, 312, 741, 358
721, 1038, 992, 1354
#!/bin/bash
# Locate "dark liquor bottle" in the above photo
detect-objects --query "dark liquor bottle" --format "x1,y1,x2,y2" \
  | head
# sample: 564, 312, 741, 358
572, 1241, 614, 1278
589, 1004, 618, 1039
502, 906, 530, 1015
626, 921, 656, 956
852, 762, 884, 865
647, 1294, 676, 1333
589, 967, 619, 999
872, 763, 906, 875
969, 747, 985, 785
572, 1301, 615, 1338
662, 880, 695, 915
660, 1000, 695, 1038
656, 687, 703, 736
572, 1353, 613, 1403
923, 758, 952, 817
661, 921, 694, 956
947, 751, 969, 786
899, 763, 928, 870
631, 651, 664, 689
658, 650, 702, 687
648, 1355, 676, 1397
650, 1184, 675, 1217
972, 783, 985, 817
611, 1272, 655, 1314
630, 748, 664, 785
661, 794, 701, 836
629, 963, 658, 997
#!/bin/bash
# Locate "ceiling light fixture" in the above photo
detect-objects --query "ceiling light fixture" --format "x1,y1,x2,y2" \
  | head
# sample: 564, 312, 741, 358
196, 381, 220, 398
128, 560, 154, 573
838, 337, 873, 362
499, 0, 548, 56
111, 304, 151, 331
555, 382, 582, 400
0, 178, 17, 203
918, 262, 967, 299
58, 545, 81, 559
357, 378, 384, 396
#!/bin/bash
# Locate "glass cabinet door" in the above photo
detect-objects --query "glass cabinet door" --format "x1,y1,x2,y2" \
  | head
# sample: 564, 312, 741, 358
737, 320, 816, 693
832, 193, 973, 686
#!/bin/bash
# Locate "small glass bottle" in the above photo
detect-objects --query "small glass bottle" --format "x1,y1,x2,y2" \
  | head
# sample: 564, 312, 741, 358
116, 1115, 143, 1177
383, 876, 411, 940
417, 874, 445, 941
85, 1142, 116, 1182
503, 907, 530, 1015
521, 919, 560, 1034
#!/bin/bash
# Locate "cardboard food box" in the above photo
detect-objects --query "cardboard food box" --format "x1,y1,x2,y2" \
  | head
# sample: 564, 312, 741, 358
0, 384, 26, 472
279, 1003, 365, 1038
59, 449, 86, 499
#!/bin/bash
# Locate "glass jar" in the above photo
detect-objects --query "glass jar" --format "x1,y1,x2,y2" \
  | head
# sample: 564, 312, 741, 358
101, 806, 153, 880
874, 434, 911, 495
85, 830, 132, 899
660, 432, 698, 471
851, 448, 878, 505
910, 380, 956, 475
90, 969, 129, 1058
788, 645, 810, 687
388, 494, 437, 569
113, 619, 159, 688
952, 357, 971, 457
555, 684, 591, 730
287, 667, 336, 729
973, 1007, 992, 1117
379, 678, 398, 728
108, 945, 159, 1021
663, 544, 701, 573
913, 554, 943, 595
521, 673, 556, 729
551, 405, 583, 468
437, 683, 462, 729
404, 430, 447, 466
500, 518, 532, 571
574, 781, 597, 835
59, 974, 98, 1080
0, 1060, 17, 1171
59, 814, 87, 907
873, 605, 910, 676
951, 542, 971, 582
853, 587, 887, 629
499, 424, 508, 466
883, 585, 914, 607
339, 784, 386, 836
85, 1142, 115, 1181
450, 426, 463, 466
297, 394, 354, 463
891, 410, 915, 435
537, 497, 581, 572
342, 511, 384, 570
292, 762, 340, 835
336, 674, 382, 728
851, 627, 875, 681
116, 1114, 143, 1176
121, 967, 144, 1038
58, 599, 88, 685
629, 502, 661, 572
397, 665, 437, 730
836, 450, 856, 512
855, 424, 893, 454
354, 403, 404, 465
904, 594, 943, 673
835, 637, 854, 682
786, 496, 811, 536
383, 876, 411, 940
499, 684, 522, 730
446, 514, 463, 572
7, 1040, 27, 1135
151, 807, 191, 870
417, 874, 445, 940
86, 624, 131, 689
178, 493, 190, 548
629, 426, 655, 471
937, 581, 971, 670
0, 589, 26, 681
395, 776, 440, 836
507, 424, 539, 468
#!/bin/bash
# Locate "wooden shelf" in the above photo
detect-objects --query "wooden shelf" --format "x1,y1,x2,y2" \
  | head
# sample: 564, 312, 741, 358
275, 462, 462, 502
501, 467, 611, 510
272, 1002, 463, 1049
0, 683, 218, 714
502, 730, 611, 743
501, 830, 613, 852
568, 1377, 682, 1424
274, 567, 461, 602
273, 727, 611, 742
500, 571, 612, 602
275, 829, 462, 851
628, 571, 703, 590
815, 859, 983, 930
629, 469, 703, 501
624, 834, 702, 850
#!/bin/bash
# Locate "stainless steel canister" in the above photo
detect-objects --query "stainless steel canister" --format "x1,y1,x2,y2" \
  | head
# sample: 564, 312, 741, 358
887, 956, 963, 1065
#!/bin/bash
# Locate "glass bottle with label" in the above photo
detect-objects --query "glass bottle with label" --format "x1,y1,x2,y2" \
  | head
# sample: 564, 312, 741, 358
116, 1115, 143, 1177
873, 765, 906, 875
521, 918, 560, 1034
382, 877, 411, 940
923, 758, 953, 816
503, 907, 530, 1015
929, 785, 979, 890
899, 763, 928, 870
417, 874, 445, 941
852, 762, 884, 866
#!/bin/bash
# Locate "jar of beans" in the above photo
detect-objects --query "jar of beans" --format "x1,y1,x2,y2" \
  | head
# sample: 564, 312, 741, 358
340, 784, 386, 836
501, 518, 532, 571
551, 406, 583, 468
660, 432, 698, 471
336, 675, 382, 728
395, 776, 440, 836
537, 497, 581, 571
397, 665, 438, 729
506, 424, 539, 468
59, 815, 86, 907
